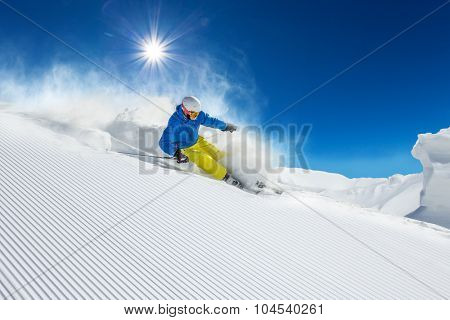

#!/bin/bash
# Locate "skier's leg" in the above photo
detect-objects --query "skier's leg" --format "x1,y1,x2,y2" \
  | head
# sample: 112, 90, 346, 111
182, 147, 227, 180
195, 136, 225, 161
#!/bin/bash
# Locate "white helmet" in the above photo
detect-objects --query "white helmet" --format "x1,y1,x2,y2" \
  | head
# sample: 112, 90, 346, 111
182, 96, 202, 112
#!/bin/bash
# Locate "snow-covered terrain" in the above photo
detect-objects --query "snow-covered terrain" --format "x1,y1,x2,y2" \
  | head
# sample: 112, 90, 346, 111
408, 128, 450, 228
277, 169, 422, 217
1, 110, 450, 299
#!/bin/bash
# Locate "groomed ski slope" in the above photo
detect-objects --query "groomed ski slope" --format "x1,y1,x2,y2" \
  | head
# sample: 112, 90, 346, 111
0, 111, 450, 300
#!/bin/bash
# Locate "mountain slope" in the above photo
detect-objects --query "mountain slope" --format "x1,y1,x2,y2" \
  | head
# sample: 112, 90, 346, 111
0, 111, 449, 299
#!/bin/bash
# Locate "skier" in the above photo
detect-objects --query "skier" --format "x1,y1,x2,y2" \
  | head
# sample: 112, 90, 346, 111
159, 96, 242, 187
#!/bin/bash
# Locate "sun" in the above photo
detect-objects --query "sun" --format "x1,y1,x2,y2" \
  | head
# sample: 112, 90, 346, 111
143, 40, 166, 63
124, 7, 186, 73
122, 4, 187, 73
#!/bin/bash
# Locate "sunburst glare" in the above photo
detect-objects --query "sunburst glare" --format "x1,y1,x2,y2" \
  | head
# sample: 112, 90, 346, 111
119, 4, 196, 75
143, 39, 166, 63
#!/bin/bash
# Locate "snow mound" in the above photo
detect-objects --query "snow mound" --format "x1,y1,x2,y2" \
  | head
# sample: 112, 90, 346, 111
277, 169, 422, 216
408, 127, 450, 228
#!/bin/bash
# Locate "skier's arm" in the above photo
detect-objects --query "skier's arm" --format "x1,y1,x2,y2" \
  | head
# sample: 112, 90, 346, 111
159, 119, 181, 157
166, 142, 179, 157
159, 136, 178, 157
200, 112, 227, 130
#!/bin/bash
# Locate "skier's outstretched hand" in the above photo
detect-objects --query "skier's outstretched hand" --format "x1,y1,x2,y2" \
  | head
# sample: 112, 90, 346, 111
175, 149, 189, 163
224, 123, 237, 133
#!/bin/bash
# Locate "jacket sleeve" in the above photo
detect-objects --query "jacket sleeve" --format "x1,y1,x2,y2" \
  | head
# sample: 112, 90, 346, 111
165, 138, 178, 157
159, 133, 178, 156
200, 112, 227, 130
159, 117, 180, 156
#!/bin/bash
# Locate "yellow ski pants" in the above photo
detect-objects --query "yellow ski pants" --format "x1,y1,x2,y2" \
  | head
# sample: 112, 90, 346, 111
181, 136, 227, 180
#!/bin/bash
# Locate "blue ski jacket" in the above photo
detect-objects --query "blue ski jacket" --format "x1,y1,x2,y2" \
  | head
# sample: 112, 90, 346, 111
159, 104, 227, 156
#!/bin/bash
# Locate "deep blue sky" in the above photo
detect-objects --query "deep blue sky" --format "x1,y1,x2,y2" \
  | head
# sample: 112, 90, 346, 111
1, 0, 449, 177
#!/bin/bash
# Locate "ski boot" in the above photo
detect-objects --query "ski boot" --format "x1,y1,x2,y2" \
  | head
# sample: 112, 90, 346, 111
223, 173, 243, 189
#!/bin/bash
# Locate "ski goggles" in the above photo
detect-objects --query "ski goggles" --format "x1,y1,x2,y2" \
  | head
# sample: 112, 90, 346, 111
181, 105, 199, 120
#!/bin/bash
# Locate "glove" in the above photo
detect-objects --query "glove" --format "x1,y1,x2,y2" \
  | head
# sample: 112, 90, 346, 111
174, 149, 189, 163
223, 123, 237, 133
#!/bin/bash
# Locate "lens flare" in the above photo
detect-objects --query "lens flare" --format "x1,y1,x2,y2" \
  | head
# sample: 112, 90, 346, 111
143, 40, 166, 63
121, 5, 190, 74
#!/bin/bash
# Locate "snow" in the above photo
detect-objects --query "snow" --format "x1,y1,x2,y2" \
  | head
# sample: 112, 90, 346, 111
277, 169, 422, 217
1, 111, 450, 299
76, 129, 112, 151
408, 128, 450, 228
0, 101, 10, 109
106, 108, 165, 155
